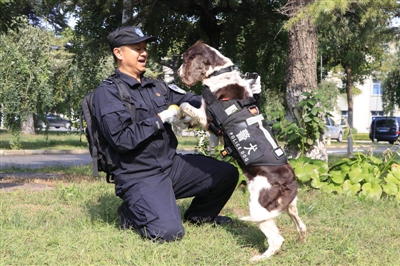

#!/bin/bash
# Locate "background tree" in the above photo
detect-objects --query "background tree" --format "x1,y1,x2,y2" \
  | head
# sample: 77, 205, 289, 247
382, 49, 400, 113
277, 0, 326, 160
0, 0, 69, 33
69, 0, 288, 114
318, 1, 398, 155
0, 17, 72, 137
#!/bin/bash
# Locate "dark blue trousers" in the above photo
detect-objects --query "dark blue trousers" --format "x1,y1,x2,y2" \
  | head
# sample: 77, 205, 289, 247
115, 154, 239, 242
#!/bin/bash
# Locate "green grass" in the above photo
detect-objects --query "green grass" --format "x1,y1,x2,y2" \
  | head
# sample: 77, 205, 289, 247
1, 129, 399, 264
0, 128, 387, 151
1, 168, 400, 265
0, 130, 88, 150
0, 130, 198, 151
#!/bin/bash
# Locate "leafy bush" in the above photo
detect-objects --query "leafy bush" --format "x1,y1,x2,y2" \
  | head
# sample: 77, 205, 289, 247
274, 91, 327, 155
290, 148, 400, 201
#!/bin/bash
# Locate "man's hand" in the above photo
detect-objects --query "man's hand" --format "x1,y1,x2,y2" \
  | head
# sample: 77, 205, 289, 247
158, 109, 179, 124
245, 72, 261, 95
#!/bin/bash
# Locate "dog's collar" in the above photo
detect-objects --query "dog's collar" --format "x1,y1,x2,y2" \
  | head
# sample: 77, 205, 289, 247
207, 66, 235, 78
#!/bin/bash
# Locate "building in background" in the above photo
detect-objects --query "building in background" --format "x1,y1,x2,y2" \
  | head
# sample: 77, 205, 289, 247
332, 78, 400, 133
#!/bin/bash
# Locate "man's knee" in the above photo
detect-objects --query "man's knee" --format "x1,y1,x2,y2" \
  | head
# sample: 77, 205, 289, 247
223, 162, 239, 185
140, 219, 185, 242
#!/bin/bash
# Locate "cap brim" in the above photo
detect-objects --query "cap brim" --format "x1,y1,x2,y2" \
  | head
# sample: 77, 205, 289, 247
123, 36, 158, 45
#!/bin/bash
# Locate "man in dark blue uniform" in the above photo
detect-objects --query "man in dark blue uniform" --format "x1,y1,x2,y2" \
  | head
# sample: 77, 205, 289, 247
92, 26, 239, 242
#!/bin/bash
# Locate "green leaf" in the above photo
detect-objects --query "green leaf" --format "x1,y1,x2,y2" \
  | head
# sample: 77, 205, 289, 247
348, 168, 363, 184
294, 164, 315, 183
385, 173, 400, 185
304, 116, 312, 122
369, 166, 380, 177
360, 183, 382, 200
364, 173, 381, 185
311, 177, 324, 188
339, 163, 351, 173
390, 164, 400, 180
312, 160, 329, 174
369, 156, 383, 165
382, 182, 398, 196
343, 180, 360, 195
360, 162, 371, 174
331, 172, 345, 184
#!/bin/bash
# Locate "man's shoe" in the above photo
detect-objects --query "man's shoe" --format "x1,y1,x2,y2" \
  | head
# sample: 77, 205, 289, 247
214, 215, 233, 225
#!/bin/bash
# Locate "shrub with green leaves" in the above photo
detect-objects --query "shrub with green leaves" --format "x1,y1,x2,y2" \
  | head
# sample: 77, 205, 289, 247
274, 91, 327, 155
290, 149, 400, 201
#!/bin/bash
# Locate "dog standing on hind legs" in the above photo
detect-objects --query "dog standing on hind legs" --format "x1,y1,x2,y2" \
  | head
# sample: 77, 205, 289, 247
177, 41, 307, 261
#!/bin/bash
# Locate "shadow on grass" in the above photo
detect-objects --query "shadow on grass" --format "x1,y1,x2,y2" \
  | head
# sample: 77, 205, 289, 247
86, 189, 265, 253
177, 197, 266, 252
86, 192, 122, 228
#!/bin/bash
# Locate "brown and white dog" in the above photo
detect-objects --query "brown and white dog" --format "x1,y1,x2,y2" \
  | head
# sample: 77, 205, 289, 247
178, 41, 307, 261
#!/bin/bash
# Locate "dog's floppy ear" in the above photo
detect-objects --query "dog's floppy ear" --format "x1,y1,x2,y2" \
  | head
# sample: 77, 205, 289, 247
181, 44, 208, 86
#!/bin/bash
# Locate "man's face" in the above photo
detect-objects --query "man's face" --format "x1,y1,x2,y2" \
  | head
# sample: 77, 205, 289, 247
114, 41, 148, 78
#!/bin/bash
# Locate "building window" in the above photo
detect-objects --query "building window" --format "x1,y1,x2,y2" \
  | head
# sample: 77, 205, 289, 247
371, 111, 384, 118
373, 80, 382, 95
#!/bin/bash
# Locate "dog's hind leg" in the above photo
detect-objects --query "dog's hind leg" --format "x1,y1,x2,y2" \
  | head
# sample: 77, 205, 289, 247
251, 219, 284, 262
286, 196, 307, 243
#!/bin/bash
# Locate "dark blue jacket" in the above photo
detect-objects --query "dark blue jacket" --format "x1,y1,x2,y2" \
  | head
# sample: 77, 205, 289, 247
93, 69, 201, 179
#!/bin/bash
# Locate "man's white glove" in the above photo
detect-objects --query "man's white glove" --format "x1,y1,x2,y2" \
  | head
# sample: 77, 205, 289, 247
158, 109, 179, 124
249, 76, 261, 94
175, 115, 193, 129
245, 72, 261, 94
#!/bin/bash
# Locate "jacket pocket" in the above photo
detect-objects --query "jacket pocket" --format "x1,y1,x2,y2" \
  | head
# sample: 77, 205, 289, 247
152, 96, 167, 108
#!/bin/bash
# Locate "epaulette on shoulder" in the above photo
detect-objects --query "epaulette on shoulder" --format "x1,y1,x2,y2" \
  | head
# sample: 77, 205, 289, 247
168, 83, 186, 94
101, 79, 114, 86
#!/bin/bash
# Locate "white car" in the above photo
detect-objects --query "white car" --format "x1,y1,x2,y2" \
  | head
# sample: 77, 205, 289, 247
324, 117, 343, 142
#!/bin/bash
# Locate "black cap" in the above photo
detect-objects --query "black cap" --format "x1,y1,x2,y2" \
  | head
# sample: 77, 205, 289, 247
107, 26, 158, 50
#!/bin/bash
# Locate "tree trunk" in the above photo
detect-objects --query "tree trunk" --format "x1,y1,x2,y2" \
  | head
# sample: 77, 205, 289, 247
21, 113, 35, 134
285, 3, 327, 161
122, 0, 132, 25
345, 65, 354, 156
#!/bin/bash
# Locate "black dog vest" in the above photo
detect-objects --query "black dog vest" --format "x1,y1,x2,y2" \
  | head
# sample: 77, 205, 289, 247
202, 87, 287, 166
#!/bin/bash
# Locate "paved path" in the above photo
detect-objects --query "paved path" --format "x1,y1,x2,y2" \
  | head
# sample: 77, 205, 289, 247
0, 151, 92, 169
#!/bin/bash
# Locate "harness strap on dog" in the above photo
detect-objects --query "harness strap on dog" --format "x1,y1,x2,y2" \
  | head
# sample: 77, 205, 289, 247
207, 65, 235, 78
246, 114, 285, 159
202, 86, 261, 136
202, 87, 229, 135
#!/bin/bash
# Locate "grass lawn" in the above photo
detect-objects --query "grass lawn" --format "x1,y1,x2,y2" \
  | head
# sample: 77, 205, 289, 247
0, 130, 88, 150
1, 129, 399, 265
1, 170, 399, 265
0, 129, 198, 151
0, 128, 389, 151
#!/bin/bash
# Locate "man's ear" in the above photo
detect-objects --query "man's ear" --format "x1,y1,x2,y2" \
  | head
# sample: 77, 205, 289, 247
113, 47, 123, 60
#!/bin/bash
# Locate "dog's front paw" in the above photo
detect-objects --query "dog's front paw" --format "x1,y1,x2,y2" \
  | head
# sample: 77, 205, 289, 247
250, 254, 270, 262
179, 102, 207, 128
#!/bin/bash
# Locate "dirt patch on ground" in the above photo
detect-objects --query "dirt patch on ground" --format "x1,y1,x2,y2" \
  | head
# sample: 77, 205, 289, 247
0, 172, 65, 192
